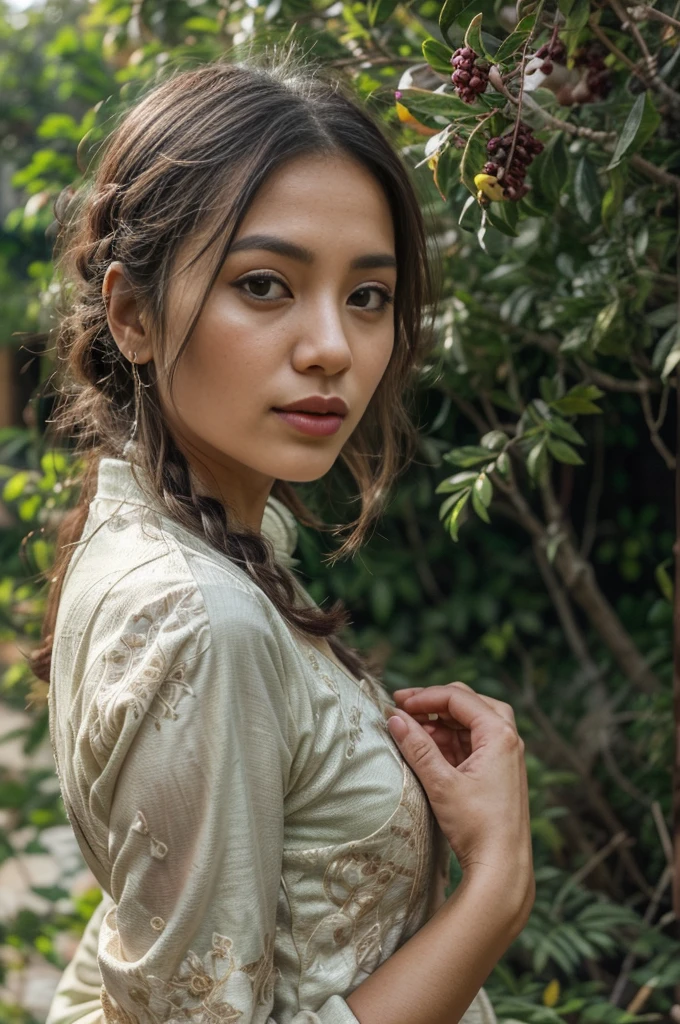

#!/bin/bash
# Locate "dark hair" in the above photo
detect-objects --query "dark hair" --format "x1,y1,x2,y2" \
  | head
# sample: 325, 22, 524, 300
29, 43, 440, 687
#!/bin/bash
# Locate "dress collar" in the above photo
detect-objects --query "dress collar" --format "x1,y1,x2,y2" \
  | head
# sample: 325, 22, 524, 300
95, 457, 299, 567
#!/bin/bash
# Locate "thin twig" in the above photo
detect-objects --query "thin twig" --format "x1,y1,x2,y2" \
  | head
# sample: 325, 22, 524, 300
610, 863, 674, 1005
588, 17, 643, 76
641, 388, 676, 469
626, 4, 680, 32
552, 830, 632, 913
608, 0, 680, 111
581, 415, 605, 559
494, 76, 680, 190
510, 644, 656, 898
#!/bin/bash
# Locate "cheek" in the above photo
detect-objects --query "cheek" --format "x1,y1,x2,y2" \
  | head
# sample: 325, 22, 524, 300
360, 328, 395, 389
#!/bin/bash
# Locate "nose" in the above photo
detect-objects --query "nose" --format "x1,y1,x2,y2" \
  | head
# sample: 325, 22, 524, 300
292, 297, 353, 375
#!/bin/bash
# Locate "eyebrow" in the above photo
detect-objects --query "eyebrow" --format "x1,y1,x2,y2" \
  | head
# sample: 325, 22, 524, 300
227, 233, 397, 271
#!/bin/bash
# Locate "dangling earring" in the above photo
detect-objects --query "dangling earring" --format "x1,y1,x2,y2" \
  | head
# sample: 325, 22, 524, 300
123, 351, 147, 457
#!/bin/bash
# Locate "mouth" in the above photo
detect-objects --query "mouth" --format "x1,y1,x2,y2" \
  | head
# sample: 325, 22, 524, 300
272, 408, 346, 436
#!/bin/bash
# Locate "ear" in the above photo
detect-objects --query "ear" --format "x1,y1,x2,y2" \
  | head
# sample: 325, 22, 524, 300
102, 261, 152, 365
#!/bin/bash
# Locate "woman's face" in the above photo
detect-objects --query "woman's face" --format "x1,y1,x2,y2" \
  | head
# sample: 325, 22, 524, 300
107, 151, 397, 531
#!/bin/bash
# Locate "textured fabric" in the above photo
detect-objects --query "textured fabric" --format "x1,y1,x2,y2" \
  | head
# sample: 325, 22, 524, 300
46, 457, 498, 1024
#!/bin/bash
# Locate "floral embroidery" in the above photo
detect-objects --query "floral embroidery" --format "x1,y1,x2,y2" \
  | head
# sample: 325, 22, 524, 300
100, 931, 281, 1023
130, 810, 168, 861
293, 760, 434, 978
90, 585, 208, 763
345, 705, 363, 759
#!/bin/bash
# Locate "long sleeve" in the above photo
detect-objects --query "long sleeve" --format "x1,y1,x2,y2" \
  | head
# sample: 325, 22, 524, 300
51, 574, 360, 1024
45, 894, 112, 1024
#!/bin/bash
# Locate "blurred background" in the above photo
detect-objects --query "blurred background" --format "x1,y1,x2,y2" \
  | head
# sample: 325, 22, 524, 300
0, 0, 678, 1020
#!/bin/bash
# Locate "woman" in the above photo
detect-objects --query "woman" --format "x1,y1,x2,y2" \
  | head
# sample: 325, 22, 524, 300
37, 46, 534, 1024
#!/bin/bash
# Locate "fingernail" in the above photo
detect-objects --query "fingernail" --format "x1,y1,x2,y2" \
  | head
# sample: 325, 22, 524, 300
387, 714, 407, 743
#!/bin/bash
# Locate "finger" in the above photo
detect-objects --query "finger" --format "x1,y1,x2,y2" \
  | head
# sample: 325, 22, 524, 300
402, 684, 514, 744
386, 708, 455, 782
393, 687, 424, 701
403, 683, 517, 726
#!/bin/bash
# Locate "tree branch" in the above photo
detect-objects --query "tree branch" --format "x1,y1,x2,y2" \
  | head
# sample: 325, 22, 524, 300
608, 0, 680, 113
493, 77, 680, 191
641, 387, 676, 469
491, 462, 662, 693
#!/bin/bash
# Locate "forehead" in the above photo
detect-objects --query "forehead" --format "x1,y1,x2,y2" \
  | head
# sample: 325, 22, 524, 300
177, 151, 395, 275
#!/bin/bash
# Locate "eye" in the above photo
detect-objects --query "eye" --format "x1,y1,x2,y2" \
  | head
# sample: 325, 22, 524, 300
233, 273, 394, 312
349, 287, 394, 313
234, 273, 290, 302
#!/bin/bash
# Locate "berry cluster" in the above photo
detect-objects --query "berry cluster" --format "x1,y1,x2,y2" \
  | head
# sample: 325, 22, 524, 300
482, 122, 544, 201
531, 38, 567, 76
573, 41, 612, 100
450, 46, 490, 103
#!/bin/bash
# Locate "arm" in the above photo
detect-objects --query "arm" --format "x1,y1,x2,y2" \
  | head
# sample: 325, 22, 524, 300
346, 867, 528, 1024
74, 580, 360, 1024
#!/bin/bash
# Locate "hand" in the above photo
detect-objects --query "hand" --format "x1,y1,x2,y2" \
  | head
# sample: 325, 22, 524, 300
393, 684, 499, 767
386, 682, 534, 917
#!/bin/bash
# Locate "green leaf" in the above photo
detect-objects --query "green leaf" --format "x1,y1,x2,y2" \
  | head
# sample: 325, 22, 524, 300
3, 472, 29, 502
460, 118, 492, 196
551, 396, 602, 416
527, 439, 548, 482
396, 88, 481, 126
367, 0, 400, 26
474, 472, 492, 507
655, 560, 673, 602
495, 451, 510, 476
447, 490, 471, 541
564, 0, 590, 55
485, 201, 519, 237
652, 322, 679, 372
184, 15, 220, 32
422, 38, 455, 75
574, 156, 602, 225
435, 470, 479, 493
539, 132, 569, 204
601, 163, 627, 233
546, 416, 586, 445
443, 445, 495, 468
590, 298, 627, 356
546, 437, 585, 465
608, 92, 661, 170
439, 0, 467, 42
539, 376, 559, 403
471, 485, 491, 522
439, 492, 461, 519
492, 14, 537, 64
480, 430, 508, 451
435, 143, 464, 200
464, 13, 485, 57
564, 383, 605, 401
662, 341, 680, 381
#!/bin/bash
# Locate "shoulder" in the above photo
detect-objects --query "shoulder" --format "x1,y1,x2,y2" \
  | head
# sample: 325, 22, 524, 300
54, 498, 298, 710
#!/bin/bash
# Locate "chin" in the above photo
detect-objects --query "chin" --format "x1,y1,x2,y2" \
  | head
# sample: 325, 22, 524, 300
272, 456, 338, 484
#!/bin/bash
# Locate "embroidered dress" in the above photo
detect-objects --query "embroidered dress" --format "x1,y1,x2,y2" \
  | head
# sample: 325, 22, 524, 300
46, 457, 498, 1024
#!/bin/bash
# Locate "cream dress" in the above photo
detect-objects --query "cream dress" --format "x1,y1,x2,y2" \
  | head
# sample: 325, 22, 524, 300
45, 456, 498, 1024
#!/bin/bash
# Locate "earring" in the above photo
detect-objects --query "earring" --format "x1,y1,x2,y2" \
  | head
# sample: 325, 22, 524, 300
123, 351, 148, 457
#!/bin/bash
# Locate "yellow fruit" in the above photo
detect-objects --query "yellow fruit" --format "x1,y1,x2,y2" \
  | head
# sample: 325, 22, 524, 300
474, 173, 507, 202
395, 102, 440, 137
543, 979, 560, 1007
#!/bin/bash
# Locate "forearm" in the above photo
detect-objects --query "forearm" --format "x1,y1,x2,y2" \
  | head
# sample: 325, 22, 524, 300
345, 868, 530, 1024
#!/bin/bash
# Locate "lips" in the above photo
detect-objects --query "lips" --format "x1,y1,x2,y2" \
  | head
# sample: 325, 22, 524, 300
274, 395, 349, 417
